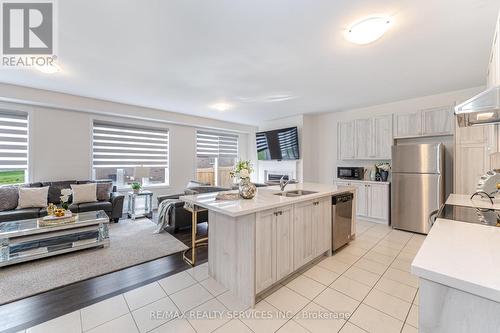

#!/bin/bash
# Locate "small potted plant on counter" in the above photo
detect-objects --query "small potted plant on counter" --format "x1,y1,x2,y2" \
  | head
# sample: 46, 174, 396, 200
376, 162, 391, 182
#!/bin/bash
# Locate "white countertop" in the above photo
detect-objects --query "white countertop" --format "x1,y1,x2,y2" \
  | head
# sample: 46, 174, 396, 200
412, 216, 500, 303
180, 182, 354, 217
446, 193, 500, 209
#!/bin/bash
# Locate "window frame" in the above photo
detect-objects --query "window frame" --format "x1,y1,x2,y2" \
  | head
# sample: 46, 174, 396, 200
91, 119, 170, 190
0, 109, 30, 185
195, 129, 239, 187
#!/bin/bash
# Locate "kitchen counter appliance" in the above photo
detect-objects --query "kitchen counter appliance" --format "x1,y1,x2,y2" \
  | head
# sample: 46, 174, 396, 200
436, 204, 500, 227
391, 143, 445, 234
337, 167, 364, 180
332, 192, 353, 251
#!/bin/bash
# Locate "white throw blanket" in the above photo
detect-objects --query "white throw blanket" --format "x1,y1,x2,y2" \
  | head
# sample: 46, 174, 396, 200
154, 199, 178, 233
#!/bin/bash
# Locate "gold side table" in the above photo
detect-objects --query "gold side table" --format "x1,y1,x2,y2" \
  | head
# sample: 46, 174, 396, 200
182, 204, 208, 266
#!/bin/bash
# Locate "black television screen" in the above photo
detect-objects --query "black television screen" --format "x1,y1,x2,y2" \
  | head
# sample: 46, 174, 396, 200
256, 127, 300, 160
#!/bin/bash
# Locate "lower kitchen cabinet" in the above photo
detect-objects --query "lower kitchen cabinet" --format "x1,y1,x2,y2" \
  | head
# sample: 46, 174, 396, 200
255, 198, 333, 293
336, 180, 390, 224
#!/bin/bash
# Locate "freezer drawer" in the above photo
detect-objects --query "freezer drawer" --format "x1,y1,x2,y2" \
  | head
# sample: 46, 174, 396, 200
391, 173, 444, 234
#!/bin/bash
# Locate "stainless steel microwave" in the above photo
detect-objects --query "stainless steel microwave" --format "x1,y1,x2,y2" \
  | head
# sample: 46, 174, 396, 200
337, 167, 364, 180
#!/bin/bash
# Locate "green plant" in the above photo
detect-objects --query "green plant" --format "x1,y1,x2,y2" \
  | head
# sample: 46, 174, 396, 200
131, 182, 141, 191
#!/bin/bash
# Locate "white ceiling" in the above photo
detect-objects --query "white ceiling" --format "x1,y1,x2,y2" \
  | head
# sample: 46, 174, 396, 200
1, 0, 498, 125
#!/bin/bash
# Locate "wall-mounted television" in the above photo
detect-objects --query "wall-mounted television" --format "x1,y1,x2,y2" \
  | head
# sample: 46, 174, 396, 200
256, 126, 300, 161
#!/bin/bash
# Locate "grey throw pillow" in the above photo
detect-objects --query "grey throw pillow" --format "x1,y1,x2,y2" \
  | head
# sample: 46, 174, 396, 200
96, 182, 113, 201
0, 186, 19, 211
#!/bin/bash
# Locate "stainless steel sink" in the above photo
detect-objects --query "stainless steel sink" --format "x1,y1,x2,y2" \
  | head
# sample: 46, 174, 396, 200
274, 190, 318, 197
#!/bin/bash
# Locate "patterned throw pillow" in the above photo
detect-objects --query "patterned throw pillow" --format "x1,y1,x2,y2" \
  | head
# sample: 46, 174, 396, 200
96, 182, 113, 201
0, 186, 19, 211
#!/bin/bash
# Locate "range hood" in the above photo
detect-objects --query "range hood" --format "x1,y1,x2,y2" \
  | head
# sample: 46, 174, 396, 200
455, 86, 500, 127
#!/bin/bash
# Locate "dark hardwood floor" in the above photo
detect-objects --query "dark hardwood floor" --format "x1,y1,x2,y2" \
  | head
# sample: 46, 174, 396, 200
0, 222, 208, 333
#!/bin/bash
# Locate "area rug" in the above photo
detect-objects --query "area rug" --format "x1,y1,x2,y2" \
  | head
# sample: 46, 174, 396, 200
0, 218, 188, 305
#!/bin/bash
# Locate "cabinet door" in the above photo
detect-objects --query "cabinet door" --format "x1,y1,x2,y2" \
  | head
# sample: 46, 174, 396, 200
255, 208, 276, 293
355, 118, 373, 159
275, 205, 294, 281
293, 201, 315, 270
421, 106, 453, 136
367, 184, 389, 222
373, 115, 393, 159
488, 25, 499, 88
338, 121, 355, 160
353, 183, 368, 217
313, 197, 332, 256
394, 112, 422, 138
455, 144, 487, 195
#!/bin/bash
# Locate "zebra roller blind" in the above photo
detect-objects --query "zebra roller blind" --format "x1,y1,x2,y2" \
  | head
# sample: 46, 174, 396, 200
92, 121, 169, 168
196, 130, 238, 158
0, 111, 29, 171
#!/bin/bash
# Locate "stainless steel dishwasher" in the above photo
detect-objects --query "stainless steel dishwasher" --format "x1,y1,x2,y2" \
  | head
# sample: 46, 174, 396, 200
332, 192, 353, 251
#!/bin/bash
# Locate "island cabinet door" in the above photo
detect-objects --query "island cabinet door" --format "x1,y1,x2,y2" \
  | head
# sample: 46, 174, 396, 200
256, 208, 277, 293
293, 200, 315, 270
313, 197, 332, 256
275, 205, 294, 281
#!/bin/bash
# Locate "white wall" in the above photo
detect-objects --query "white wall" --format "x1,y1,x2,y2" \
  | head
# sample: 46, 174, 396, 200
309, 86, 485, 184
0, 84, 256, 205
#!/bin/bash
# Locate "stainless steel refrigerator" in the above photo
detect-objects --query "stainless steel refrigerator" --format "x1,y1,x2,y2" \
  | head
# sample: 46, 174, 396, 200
391, 143, 445, 234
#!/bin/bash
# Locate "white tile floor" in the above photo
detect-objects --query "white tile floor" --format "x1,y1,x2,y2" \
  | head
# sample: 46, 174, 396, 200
22, 220, 424, 333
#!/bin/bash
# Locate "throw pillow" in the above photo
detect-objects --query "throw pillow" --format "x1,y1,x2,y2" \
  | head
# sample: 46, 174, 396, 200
0, 186, 19, 211
96, 182, 113, 201
17, 186, 49, 209
71, 183, 97, 204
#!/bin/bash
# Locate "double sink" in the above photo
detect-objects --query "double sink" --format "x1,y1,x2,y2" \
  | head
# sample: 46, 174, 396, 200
274, 190, 318, 197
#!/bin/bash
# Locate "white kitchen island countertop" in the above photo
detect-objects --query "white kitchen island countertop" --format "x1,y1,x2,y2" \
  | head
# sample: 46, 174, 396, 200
446, 193, 500, 209
412, 217, 500, 303
180, 182, 354, 217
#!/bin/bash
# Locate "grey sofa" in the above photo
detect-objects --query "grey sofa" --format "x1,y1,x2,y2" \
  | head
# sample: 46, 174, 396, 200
0, 180, 125, 223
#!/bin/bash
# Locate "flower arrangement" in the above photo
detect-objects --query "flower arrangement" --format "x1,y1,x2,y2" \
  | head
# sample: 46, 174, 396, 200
60, 188, 72, 210
376, 162, 391, 172
230, 160, 254, 180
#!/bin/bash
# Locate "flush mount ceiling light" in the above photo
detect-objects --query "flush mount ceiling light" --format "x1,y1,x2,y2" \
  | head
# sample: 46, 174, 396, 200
35, 62, 62, 74
344, 15, 392, 45
210, 102, 232, 112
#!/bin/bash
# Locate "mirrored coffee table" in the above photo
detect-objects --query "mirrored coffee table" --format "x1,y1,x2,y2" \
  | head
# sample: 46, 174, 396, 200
0, 210, 110, 267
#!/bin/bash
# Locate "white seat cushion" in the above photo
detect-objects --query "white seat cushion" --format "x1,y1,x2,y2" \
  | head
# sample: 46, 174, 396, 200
17, 186, 49, 209
70, 183, 97, 204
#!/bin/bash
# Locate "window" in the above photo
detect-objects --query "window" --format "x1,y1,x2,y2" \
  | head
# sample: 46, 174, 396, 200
196, 130, 238, 187
92, 121, 169, 187
0, 111, 29, 185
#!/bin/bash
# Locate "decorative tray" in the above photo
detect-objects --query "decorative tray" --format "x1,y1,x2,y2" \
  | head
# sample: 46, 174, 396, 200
42, 211, 73, 221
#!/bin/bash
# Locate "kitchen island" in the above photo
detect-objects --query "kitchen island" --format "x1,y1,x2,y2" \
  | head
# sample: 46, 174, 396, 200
411, 194, 500, 332
181, 182, 355, 308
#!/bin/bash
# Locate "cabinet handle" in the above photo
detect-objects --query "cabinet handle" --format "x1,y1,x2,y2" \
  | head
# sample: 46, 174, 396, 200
279, 211, 283, 215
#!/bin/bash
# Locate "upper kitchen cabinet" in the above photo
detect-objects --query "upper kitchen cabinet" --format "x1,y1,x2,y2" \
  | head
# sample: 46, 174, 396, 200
421, 106, 454, 136
338, 115, 393, 160
337, 120, 355, 160
487, 13, 499, 88
354, 118, 373, 159
394, 111, 422, 138
394, 107, 453, 139
373, 115, 393, 159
